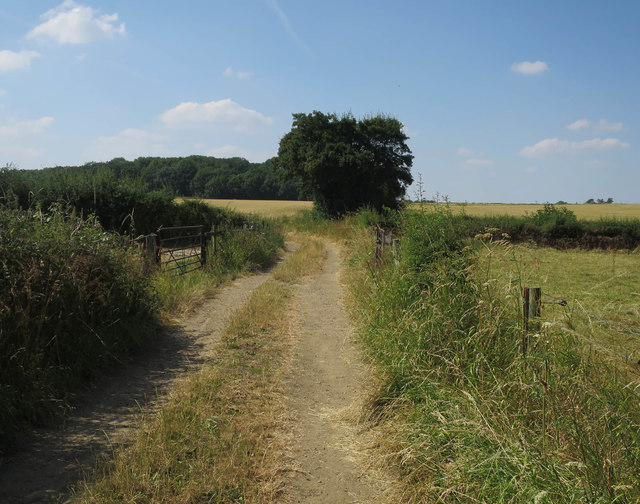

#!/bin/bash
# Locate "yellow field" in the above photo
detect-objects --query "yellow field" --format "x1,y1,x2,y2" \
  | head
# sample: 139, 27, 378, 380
180, 198, 313, 217
183, 198, 640, 220
436, 203, 640, 219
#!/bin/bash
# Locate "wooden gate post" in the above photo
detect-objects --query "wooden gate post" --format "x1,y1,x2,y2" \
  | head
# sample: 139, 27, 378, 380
200, 226, 206, 266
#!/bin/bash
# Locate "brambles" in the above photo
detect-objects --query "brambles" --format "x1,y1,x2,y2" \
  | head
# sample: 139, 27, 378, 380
0, 206, 157, 449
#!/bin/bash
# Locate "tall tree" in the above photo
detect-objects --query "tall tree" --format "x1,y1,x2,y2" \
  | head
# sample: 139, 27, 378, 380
277, 111, 413, 216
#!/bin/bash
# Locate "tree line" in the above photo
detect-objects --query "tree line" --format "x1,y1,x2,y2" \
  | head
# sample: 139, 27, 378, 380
3, 111, 415, 219
3, 155, 302, 202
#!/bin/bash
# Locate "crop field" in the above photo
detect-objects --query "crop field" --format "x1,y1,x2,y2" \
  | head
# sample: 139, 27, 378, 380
187, 199, 640, 220
440, 202, 640, 219
479, 241, 640, 363
184, 198, 313, 217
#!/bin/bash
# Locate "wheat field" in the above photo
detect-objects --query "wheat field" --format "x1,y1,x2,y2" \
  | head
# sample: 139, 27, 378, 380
186, 198, 640, 220
442, 203, 640, 219
183, 199, 313, 217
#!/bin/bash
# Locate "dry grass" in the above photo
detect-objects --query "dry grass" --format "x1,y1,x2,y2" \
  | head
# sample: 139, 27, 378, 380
72, 234, 329, 504
414, 202, 640, 219
182, 198, 314, 217
73, 278, 292, 503
272, 233, 327, 283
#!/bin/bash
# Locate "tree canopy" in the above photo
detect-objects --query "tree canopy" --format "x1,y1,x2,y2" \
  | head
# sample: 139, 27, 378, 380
277, 111, 413, 216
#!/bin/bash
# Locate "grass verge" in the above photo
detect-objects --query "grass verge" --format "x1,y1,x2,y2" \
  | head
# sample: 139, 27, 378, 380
272, 233, 327, 282
345, 207, 640, 503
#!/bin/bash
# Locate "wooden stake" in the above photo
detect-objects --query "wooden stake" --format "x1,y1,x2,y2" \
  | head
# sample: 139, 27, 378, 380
522, 286, 542, 354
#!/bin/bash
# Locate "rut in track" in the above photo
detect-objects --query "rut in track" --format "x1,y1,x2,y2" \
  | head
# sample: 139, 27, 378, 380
283, 241, 380, 503
0, 244, 297, 504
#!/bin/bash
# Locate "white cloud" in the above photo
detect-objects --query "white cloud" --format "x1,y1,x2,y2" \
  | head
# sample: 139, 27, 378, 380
510, 60, 549, 75
222, 67, 253, 79
160, 99, 274, 132
594, 119, 623, 132
567, 119, 590, 130
85, 128, 170, 161
0, 50, 41, 72
0, 116, 55, 138
0, 117, 55, 166
567, 118, 623, 133
457, 147, 473, 157
0, 89, 6, 96
519, 137, 630, 158
27, 0, 125, 45
465, 158, 494, 166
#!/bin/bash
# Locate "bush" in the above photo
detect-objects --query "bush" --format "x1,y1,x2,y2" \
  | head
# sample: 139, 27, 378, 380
529, 203, 581, 238
208, 226, 283, 275
0, 166, 251, 235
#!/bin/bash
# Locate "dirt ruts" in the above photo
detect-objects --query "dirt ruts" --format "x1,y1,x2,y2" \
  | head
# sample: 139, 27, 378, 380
0, 240, 380, 503
0, 246, 295, 503
283, 241, 380, 503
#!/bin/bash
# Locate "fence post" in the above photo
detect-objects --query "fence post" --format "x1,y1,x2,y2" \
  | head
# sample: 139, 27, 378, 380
522, 286, 542, 354
212, 224, 217, 255
200, 226, 206, 267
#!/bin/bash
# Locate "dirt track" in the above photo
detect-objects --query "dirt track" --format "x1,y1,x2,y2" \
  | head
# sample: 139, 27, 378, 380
0, 248, 291, 503
0, 240, 379, 503
283, 241, 379, 503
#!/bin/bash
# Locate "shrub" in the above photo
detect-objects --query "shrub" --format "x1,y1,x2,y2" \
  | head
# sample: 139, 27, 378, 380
207, 226, 283, 275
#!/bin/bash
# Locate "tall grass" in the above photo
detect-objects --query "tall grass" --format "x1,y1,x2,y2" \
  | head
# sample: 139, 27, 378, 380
348, 204, 640, 502
0, 206, 157, 450
0, 203, 284, 452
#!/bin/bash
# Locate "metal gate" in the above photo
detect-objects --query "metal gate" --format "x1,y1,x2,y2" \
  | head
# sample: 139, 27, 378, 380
156, 225, 207, 275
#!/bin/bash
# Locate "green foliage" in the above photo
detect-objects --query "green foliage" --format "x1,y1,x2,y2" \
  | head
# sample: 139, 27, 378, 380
457, 205, 640, 249
0, 165, 251, 235
530, 203, 578, 227
277, 111, 413, 217
349, 207, 640, 502
4, 155, 301, 201
207, 226, 284, 275
0, 206, 158, 449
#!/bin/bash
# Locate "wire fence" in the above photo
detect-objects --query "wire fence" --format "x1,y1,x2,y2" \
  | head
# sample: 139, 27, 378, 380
542, 292, 640, 338
536, 291, 640, 365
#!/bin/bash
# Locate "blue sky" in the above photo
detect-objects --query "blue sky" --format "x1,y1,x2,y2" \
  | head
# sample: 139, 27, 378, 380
1, 0, 638, 203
